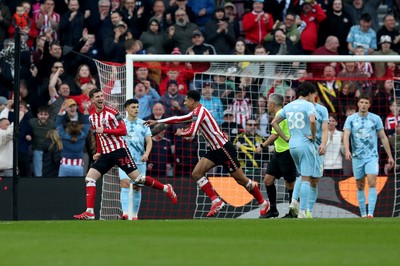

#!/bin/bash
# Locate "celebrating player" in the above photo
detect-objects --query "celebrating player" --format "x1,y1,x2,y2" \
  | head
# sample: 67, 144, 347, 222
73, 88, 177, 220
144, 90, 270, 217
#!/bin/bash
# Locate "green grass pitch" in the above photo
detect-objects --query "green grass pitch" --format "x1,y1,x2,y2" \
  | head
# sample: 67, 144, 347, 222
1, 218, 399, 266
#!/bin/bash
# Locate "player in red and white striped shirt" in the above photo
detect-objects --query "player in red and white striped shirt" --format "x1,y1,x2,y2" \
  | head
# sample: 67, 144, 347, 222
145, 90, 270, 217
73, 88, 177, 220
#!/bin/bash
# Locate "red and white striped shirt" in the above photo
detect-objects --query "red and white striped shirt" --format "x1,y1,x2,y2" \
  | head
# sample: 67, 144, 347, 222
90, 105, 127, 154
227, 99, 252, 128
385, 113, 400, 130
34, 12, 60, 40
158, 104, 228, 150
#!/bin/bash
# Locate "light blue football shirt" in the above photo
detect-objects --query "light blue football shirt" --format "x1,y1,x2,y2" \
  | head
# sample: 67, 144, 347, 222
123, 117, 152, 163
343, 112, 383, 159
279, 99, 316, 148
315, 103, 329, 146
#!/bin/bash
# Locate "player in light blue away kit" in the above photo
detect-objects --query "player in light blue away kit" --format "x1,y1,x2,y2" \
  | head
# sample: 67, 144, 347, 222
271, 82, 316, 219
343, 95, 394, 218
119, 99, 152, 220
290, 90, 329, 218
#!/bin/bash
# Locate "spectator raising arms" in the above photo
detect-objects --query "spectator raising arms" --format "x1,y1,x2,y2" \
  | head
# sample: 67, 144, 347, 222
56, 100, 90, 177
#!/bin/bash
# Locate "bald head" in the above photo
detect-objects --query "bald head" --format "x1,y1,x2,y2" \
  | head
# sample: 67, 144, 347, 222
325, 36, 339, 52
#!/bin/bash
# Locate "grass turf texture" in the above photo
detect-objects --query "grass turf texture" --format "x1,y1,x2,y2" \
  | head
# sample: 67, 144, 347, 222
1, 218, 399, 266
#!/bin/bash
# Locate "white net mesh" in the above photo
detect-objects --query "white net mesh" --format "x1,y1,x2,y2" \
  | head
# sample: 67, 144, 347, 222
204, 61, 306, 80
100, 54, 400, 219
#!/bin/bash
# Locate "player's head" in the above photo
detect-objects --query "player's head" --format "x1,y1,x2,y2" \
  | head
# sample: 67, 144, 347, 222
89, 88, 105, 110
358, 94, 371, 104
124, 98, 139, 108
187, 90, 201, 102
185, 90, 201, 111
124, 98, 139, 118
357, 94, 371, 113
89, 88, 102, 99
297, 82, 316, 98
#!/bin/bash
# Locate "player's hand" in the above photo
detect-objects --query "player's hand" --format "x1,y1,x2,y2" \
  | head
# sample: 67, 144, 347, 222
256, 146, 263, 154
96, 126, 104, 134
318, 144, 326, 155
235, 141, 242, 149
387, 157, 395, 169
93, 153, 101, 161
143, 120, 158, 126
141, 154, 149, 162
345, 151, 352, 161
175, 128, 183, 136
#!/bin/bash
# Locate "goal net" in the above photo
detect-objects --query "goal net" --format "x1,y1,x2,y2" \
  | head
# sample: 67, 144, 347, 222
95, 54, 400, 219
94, 60, 126, 220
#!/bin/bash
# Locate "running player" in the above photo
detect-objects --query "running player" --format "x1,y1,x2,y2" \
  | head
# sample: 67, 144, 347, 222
144, 90, 270, 217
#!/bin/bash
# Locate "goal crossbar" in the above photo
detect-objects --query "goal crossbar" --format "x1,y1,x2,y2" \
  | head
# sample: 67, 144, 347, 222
126, 54, 400, 99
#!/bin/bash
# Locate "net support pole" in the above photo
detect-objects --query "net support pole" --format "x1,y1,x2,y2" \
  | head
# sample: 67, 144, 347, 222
13, 27, 22, 221
126, 55, 134, 99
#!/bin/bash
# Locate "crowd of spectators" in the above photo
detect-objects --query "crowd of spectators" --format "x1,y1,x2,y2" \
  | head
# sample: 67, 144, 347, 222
0, 0, 399, 178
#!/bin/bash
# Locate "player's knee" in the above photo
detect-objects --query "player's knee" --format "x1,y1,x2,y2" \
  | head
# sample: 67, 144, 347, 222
285, 180, 294, 190
356, 183, 365, 190
264, 174, 275, 186
191, 169, 203, 180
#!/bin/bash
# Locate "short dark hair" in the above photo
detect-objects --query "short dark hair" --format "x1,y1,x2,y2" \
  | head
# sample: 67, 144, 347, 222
298, 82, 316, 97
358, 94, 371, 103
360, 13, 372, 22
37, 105, 49, 114
329, 113, 338, 121
187, 90, 201, 102
124, 98, 139, 107
89, 88, 102, 99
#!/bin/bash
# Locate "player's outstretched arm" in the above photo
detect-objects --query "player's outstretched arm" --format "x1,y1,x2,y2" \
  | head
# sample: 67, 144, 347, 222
143, 119, 158, 127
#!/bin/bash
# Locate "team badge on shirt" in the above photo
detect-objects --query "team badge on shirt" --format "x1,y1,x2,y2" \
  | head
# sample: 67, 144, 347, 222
115, 112, 123, 120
